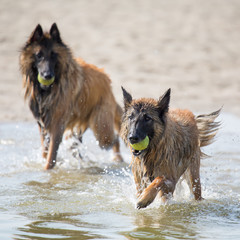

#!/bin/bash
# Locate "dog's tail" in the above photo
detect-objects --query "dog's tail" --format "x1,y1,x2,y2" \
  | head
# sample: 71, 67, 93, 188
196, 108, 221, 147
114, 103, 123, 133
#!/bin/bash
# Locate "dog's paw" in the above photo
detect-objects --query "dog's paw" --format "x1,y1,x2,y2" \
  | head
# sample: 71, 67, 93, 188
136, 184, 161, 209
136, 198, 152, 209
136, 191, 156, 209
196, 196, 204, 201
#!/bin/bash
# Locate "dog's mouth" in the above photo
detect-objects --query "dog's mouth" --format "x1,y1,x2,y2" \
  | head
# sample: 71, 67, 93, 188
38, 73, 55, 90
132, 149, 145, 156
39, 83, 52, 90
129, 135, 150, 157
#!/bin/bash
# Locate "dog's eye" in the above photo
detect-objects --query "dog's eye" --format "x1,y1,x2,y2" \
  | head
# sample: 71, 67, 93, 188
50, 51, 57, 59
35, 51, 43, 60
144, 114, 152, 122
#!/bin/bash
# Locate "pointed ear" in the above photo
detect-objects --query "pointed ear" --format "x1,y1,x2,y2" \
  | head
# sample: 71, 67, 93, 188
121, 86, 132, 109
28, 24, 43, 43
50, 23, 62, 43
157, 88, 171, 118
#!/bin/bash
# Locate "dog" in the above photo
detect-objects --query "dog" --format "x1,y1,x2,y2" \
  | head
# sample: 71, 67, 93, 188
121, 87, 220, 209
20, 23, 123, 169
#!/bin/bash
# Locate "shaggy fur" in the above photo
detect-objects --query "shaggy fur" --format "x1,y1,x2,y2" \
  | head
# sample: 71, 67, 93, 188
20, 23, 123, 169
121, 87, 220, 209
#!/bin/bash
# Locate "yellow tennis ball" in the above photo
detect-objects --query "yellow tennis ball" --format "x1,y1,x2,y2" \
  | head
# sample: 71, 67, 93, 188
37, 73, 55, 86
130, 136, 149, 151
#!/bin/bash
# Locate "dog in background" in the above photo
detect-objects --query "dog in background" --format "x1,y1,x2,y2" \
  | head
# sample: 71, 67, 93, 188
20, 23, 123, 169
121, 87, 220, 209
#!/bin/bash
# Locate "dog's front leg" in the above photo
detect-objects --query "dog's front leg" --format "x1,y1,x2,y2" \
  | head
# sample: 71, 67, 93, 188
137, 176, 174, 209
38, 123, 49, 158
44, 125, 64, 170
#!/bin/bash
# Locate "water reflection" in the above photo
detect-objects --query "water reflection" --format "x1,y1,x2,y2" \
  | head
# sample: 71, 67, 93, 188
16, 213, 102, 240
123, 199, 240, 240
15, 199, 240, 240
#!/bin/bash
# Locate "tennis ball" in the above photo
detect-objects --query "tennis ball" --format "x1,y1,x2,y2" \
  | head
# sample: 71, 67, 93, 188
130, 136, 149, 151
37, 73, 55, 86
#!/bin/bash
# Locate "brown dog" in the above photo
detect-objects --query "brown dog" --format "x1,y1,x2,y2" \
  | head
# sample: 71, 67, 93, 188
20, 23, 123, 169
121, 87, 220, 209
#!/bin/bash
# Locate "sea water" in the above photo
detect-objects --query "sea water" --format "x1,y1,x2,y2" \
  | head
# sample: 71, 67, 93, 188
0, 113, 239, 240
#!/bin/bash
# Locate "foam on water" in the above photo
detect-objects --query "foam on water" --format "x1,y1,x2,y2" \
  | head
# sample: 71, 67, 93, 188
0, 113, 240, 239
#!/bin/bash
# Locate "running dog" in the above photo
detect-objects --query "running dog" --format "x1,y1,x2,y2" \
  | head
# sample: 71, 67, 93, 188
20, 23, 123, 169
121, 87, 220, 209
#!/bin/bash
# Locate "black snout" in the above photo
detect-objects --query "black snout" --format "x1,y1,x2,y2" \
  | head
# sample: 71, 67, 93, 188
42, 71, 54, 80
129, 131, 146, 144
128, 121, 147, 144
129, 135, 140, 144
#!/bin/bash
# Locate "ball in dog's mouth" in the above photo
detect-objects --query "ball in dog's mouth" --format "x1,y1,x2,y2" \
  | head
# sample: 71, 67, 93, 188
37, 73, 55, 86
130, 136, 149, 156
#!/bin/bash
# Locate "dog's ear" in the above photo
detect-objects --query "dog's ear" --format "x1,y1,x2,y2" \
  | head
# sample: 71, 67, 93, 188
28, 24, 43, 43
121, 86, 132, 109
50, 23, 62, 43
157, 88, 171, 118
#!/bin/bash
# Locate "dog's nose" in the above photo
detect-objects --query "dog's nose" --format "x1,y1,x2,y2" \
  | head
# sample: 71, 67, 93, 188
42, 71, 54, 80
129, 135, 139, 144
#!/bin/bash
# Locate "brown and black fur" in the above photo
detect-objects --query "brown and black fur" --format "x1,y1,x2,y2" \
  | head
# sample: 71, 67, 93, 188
121, 87, 220, 209
20, 23, 123, 169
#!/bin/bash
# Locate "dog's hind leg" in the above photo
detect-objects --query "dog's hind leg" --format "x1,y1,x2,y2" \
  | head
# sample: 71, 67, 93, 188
137, 176, 175, 209
114, 103, 123, 133
188, 156, 203, 201
111, 136, 124, 162
112, 103, 124, 162
90, 106, 123, 162
70, 125, 88, 160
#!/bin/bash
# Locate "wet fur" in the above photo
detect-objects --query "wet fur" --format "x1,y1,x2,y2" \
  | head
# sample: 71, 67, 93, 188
121, 87, 220, 209
20, 23, 123, 169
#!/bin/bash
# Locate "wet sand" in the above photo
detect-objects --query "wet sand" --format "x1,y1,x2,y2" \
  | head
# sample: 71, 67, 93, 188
0, 0, 240, 122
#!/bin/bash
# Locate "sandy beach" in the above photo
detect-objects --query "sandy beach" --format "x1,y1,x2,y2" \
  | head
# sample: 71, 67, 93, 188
0, 0, 239, 122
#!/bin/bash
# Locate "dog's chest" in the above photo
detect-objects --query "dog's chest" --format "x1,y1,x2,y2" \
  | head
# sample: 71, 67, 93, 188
29, 93, 53, 128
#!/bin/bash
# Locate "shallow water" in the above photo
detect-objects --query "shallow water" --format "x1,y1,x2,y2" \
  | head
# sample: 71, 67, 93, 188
0, 113, 240, 240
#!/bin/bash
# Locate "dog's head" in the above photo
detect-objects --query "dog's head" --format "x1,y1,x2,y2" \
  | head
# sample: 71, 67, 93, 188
21, 23, 67, 90
121, 87, 171, 157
